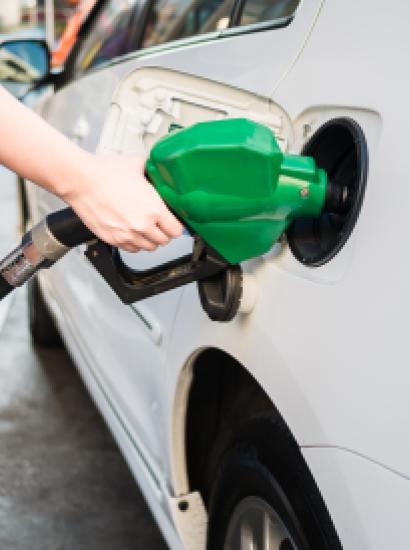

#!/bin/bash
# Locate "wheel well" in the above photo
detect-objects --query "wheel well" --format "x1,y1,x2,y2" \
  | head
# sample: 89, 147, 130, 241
183, 348, 342, 549
185, 348, 277, 505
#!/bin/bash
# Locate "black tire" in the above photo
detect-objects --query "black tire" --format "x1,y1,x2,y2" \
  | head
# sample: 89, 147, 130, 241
28, 277, 62, 348
207, 414, 342, 550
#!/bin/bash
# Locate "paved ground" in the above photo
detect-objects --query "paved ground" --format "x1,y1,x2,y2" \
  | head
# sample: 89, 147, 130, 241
0, 168, 167, 549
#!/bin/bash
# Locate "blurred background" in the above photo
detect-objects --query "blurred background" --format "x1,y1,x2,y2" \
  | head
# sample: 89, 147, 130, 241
0, 1, 76, 40
0, 1, 96, 68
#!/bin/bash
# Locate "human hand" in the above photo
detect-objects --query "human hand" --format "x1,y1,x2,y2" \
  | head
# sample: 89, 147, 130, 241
63, 153, 183, 252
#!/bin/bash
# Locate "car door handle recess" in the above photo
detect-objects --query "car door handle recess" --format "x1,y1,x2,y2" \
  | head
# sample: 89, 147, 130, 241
0, 118, 356, 321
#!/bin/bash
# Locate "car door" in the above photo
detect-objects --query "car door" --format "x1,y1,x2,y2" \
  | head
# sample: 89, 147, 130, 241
31, 0, 322, 487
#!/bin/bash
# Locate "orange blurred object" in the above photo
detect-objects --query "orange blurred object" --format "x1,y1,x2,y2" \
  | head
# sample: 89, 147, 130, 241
51, 0, 97, 67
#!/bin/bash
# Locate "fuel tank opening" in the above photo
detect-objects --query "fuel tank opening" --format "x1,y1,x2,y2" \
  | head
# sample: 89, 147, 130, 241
287, 117, 368, 266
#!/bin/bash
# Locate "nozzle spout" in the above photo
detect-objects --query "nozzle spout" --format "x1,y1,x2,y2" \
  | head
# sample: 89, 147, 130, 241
324, 179, 350, 214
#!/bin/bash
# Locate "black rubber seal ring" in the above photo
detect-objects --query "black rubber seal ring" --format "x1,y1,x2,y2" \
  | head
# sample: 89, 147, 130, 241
287, 117, 368, 267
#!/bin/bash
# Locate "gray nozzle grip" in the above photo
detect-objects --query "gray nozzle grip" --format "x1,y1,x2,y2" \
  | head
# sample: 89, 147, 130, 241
0, 232, 53, 289
0, 208, 95, 301
31, 218, 70, 262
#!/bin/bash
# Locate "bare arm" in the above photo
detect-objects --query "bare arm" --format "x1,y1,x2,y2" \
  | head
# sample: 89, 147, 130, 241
0, 86, 183, 251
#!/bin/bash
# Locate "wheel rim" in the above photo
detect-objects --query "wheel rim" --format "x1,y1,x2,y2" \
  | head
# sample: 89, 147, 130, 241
224, 496, 297, 550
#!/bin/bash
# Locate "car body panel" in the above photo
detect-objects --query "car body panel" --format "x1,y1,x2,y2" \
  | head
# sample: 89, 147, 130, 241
270, 0, 410, 477
38, 270, 184, 548
302, 446, 410, 550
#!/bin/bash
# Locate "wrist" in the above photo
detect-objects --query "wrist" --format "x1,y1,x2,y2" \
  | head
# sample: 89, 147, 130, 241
52, 148, 94, 204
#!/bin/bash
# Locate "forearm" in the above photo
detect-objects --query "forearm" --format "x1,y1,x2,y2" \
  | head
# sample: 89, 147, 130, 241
0, 86, 88, 199
0, 86, 183, 251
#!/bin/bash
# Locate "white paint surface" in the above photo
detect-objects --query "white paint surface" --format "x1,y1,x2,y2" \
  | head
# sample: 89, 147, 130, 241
0, 167, 18, 333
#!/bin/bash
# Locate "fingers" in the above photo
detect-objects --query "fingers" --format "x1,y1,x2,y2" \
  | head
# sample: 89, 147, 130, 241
143, 224, 171, 246
69, 153, 185, 254
100, 217, 179, 252
121, 244, 141, 253
157, 208, 184, 238
128, 234, 158, 252
114, 226, 169, 252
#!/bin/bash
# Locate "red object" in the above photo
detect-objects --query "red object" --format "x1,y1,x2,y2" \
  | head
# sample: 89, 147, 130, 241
51, 0, 96, 67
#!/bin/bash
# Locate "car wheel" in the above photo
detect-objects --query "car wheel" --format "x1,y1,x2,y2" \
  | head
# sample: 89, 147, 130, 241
28, 277, 62, 347
207, 414, 341, 550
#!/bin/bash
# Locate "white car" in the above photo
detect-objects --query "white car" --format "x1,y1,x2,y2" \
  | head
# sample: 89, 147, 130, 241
2, 0, 409, 548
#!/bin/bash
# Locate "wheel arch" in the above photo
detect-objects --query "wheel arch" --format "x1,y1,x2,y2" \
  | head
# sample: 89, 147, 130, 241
170, 346, 289, 500
170, 346, 342, 549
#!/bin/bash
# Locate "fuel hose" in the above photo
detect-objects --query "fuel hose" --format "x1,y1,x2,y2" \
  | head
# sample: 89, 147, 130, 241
0, 208, 94, 300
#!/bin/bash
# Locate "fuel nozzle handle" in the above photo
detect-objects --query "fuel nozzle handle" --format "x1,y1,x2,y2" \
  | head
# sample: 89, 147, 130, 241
0, 207, 94, 299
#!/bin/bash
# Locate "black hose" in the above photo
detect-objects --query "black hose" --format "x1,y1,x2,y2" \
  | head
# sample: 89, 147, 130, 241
47, 207, 95, 247
0, 276, 13, 300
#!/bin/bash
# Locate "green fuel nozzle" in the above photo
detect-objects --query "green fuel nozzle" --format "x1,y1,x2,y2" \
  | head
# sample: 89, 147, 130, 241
0, 118, 347, 322
146, 118, 337, 265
